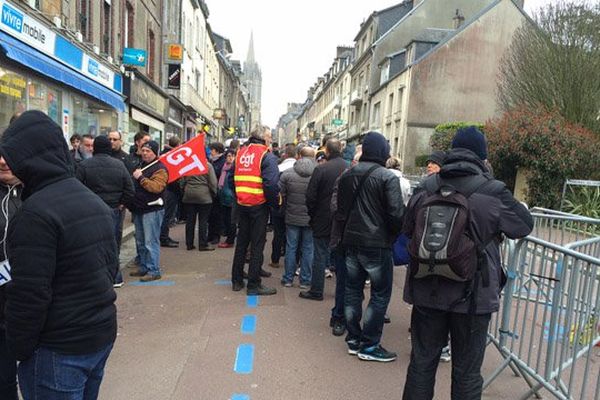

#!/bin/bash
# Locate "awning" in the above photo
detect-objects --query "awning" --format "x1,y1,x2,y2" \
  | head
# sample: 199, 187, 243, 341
0, 31, 125, 112
131, 107, 165, 132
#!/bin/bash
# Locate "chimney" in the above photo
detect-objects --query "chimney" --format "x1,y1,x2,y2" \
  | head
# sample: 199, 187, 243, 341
453, 9, 465, 29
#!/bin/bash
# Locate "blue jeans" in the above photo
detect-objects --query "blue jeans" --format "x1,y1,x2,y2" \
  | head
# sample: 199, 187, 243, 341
403, 306, 491, 400
133, 209, 164, 277
344, 245, 393, 348
111, 208, 124, 284
331, 247, 347, 320
282, 225, 313, 285
18, 343, 113, 400
308, 237, 330, 296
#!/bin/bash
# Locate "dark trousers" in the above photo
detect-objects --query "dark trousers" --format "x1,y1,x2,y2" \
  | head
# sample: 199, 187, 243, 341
308, 236, 330, 296
207, 202, 224, 243
111, 208, 124, 284
19, 343, 113, 400
331, 246, 347, 320
0, 327, 17, 400
222, 205, 236, 244
402, 306, 491, 400
160, 189, 178, 242
344, 245, 393, 348
270, 214, 286, 264
184, 203, 212, 248
231, 205, 268, 289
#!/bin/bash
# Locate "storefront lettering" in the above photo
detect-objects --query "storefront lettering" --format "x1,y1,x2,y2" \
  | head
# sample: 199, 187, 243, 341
1, 3, 45, 45
0, 84, 22, 99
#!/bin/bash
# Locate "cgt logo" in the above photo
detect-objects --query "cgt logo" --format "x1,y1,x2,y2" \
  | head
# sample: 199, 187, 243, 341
2, 3, 23, 33
239, 153, 255, 168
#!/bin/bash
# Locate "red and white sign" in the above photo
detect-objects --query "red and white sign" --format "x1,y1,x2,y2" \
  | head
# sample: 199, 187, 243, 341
159, 134, 208, 183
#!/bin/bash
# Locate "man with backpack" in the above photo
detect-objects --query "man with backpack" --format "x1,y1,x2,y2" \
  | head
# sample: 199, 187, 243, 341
401, 126, 533, 400
336, 131, 404, 361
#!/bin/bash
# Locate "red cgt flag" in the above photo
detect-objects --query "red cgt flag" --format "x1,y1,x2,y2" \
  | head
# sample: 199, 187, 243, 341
159, 134, 209, 183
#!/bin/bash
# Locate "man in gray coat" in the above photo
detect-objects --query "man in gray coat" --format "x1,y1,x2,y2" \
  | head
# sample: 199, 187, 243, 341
279, 147, 316, 288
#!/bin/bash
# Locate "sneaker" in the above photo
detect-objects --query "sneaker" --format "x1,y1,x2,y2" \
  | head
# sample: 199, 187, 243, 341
365, 279, 371, 287
218, 242, 234, 248
281, 280, 293, 288
299, 283, 310, 290
129, 269, 147, 277
325, 268, 333, 278
332, 318, 346, 337
347, 340, 360, 355
357, 345, 397, 362
198, 244, 215, 251
247, 285, 277, 296
232, 281, 245, 292
295, 268, 300, 276
298, 291, 323, 301
139, 274, 161, 283
440, 346, 451, 363
113, 281, 124, 288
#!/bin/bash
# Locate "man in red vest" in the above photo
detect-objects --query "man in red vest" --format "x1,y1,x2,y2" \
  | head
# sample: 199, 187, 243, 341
231, 125, 280, 295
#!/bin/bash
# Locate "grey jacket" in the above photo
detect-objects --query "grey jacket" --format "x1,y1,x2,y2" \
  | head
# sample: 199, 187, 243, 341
402, 148, 533, 314
280, 157, 316, 227
182, 163, 217, 205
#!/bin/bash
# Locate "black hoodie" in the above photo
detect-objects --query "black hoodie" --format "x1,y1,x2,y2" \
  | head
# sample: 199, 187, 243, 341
0, 111, 117, 360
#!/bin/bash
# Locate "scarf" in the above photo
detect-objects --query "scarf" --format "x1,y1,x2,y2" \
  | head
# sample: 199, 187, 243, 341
218, 162, 232, 189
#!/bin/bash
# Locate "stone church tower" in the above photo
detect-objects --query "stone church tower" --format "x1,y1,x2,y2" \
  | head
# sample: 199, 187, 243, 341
242, 32, 262, 128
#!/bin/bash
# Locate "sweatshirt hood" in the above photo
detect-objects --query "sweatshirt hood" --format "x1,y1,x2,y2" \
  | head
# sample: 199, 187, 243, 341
439, 148, 487, 179
0, 110, 73, 199
293, 157, 316, 177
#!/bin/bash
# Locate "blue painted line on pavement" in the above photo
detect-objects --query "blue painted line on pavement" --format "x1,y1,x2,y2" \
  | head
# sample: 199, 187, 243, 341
129, 280, 175, 286
241, 315, 257, 335
214, 279, 231, 285
234, 344, 254, 374
231, 394, 249, 400
246, 295, 259, 308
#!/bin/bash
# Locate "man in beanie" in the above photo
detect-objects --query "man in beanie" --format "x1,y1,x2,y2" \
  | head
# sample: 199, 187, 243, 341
425, 150, 446, 176
335, 131, 404, 362
402, 126, 533, 399
76, 135, 135, 287
128, 140, 168, 282
0, 111, 118, 398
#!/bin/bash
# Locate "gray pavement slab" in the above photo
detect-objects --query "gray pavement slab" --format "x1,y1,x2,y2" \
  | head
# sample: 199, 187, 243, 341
100, 225, 587, 400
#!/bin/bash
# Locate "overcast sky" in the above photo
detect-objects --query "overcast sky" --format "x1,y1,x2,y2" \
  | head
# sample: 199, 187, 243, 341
206, 0, 556, 128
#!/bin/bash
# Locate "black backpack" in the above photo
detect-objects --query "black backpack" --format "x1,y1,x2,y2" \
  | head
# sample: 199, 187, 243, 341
407, 175, 491, 284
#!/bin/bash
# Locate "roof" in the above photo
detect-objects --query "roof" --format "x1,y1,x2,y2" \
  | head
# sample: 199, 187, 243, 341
353, 0, 414, 42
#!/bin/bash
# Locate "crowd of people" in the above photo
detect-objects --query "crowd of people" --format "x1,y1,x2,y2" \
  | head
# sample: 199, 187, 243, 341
0, 110, 534, 400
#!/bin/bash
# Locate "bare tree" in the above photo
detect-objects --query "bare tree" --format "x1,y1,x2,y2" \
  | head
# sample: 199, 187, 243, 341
497, 1, 600, 133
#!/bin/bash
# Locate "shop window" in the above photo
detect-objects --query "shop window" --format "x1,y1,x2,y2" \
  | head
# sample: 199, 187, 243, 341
27, 78, 61, 124
0, 68, 27, 132
72, 95, 117, 138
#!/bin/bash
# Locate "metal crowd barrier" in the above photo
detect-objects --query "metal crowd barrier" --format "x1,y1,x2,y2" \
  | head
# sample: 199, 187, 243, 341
484, 210, 600, 400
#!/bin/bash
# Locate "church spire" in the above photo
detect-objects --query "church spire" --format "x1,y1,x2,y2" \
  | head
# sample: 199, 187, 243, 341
246, 31, 255, 64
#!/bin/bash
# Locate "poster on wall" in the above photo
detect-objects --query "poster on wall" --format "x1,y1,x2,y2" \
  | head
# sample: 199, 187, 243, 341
167, 64, 181, 89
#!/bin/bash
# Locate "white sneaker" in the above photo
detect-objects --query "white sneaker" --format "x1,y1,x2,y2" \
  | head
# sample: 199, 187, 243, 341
295, 268, 300, 276
325, 268, 333, 278
440, 346, 451, 362
365, 279, 371, 287
113, 281, 124, 288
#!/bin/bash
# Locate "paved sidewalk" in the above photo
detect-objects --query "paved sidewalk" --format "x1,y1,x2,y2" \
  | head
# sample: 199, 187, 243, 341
101, 224, 566, 400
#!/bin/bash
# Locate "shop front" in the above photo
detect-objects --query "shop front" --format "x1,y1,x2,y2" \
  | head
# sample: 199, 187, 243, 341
125, 71, 168, 146
0, 0, 124, 139
166, 95, 185, 140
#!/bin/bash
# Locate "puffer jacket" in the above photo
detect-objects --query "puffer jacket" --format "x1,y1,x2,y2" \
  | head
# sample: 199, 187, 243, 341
337, 161, 404, 248
0, 185, 21, 330
280, 157, 316, 226
182, 163, 217, 204
402, 148, 533, 314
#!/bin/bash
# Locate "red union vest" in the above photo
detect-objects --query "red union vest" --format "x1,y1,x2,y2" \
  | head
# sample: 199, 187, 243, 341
234, 143, 269, 206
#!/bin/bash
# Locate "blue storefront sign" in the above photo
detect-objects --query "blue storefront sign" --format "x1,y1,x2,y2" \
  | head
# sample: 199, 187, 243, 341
123, 48, 147, 67
0, 0, 124, 111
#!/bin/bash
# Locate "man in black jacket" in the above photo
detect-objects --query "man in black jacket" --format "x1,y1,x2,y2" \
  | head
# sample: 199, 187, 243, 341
336, 131, 404, 362
0, 111, 118, 399
300, 138, 347, 301
108, 130, 129, 164
401, 127, 533, 400
77, 135, 135, 287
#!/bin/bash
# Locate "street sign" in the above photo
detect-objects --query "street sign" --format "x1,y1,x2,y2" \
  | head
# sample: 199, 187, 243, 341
167, 64, 181, 89
332, 118, 344, 126
123, 48, 147, 67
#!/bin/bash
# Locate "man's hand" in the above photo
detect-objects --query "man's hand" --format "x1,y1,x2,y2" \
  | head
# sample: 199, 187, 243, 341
133, 169, 142, 180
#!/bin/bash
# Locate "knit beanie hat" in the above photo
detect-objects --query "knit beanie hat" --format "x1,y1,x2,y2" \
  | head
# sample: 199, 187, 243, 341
142, 140, 160, 156
426, 150, 446, 167
93, 135, 112, 155
360, 131, 390, 166
451, 126, 488, 160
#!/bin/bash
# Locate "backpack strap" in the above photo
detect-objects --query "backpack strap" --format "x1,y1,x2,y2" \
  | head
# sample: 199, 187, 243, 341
341, 164, 381, 239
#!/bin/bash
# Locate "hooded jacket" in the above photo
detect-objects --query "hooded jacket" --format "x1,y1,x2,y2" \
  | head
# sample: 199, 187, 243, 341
0, 111, 118, 360
76, 153, 135, 209
0, 184, 21, 330
280, 157, 316, 227
402, 148, 533, 314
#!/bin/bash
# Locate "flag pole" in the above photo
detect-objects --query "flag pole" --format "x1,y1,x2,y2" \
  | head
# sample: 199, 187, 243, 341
139, 158, 160, 172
